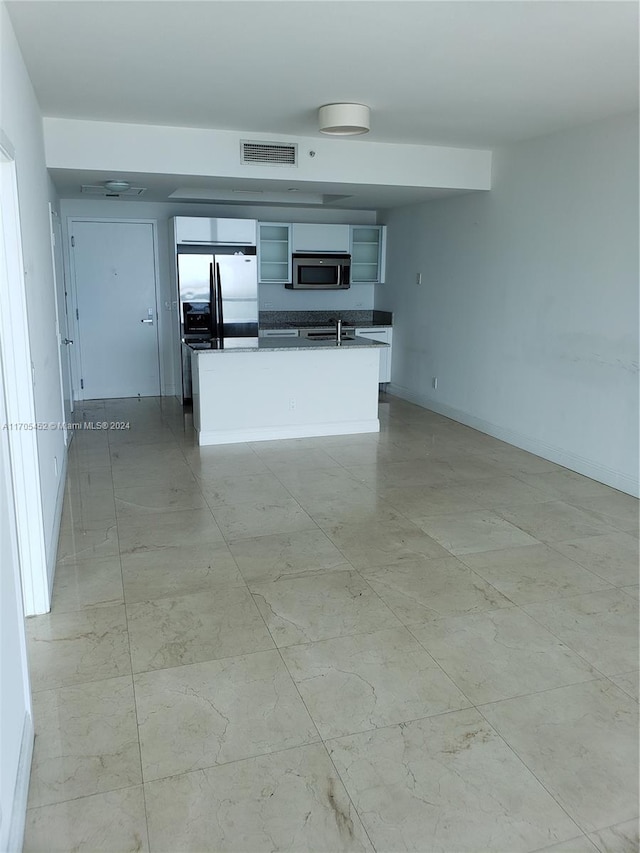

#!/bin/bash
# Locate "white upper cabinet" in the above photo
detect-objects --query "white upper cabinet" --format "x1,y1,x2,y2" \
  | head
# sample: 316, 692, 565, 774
258, 223, 291, 283
291, 223, 350, 253
174, 217, 257, 246
350, 225, 386, 283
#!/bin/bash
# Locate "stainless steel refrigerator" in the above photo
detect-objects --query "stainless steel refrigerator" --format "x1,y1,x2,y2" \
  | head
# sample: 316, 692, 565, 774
177, 250, 258, 401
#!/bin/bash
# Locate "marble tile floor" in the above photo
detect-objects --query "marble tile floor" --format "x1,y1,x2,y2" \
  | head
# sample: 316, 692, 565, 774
23, 394, 639, 853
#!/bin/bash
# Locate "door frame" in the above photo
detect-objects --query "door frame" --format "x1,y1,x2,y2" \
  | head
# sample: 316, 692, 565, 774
48, 204, 73, 445
0, 129, 49, 615
65, 217, 165, 400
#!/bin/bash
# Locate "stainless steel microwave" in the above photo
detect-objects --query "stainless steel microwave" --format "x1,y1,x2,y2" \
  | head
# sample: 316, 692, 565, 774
287, 253, 351, 289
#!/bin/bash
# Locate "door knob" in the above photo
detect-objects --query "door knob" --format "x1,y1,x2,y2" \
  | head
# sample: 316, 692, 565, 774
141, 308, 154, 325
62, 338, 73, 345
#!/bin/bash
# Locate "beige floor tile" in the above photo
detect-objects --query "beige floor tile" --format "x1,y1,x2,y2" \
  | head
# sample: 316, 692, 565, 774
324, 515, 450, 569
36, 395, 640, 852
64, 466, 114, 497
523, 589, 639, 674
229, 528, 349, 583
588, 819, 639, 853
497, 500, 615, 543
608, 670, 639, 702
28, 677, 141, 807
281, 627, 469, 738
50, 555, 123, 612
23, 786, 149, 853
127, 587, 274, 672
460, 544, 613, 605
61, 488, 116, 527
111, 456, 195, 489
411, 607, 598, 704
114, 466, 197, 493
26, 605, 130, 691
552, 532, 639, 587
56, 520, 119, 564
117, 506, 224, 553
379, 483, 483, 519
571, 493, 639, 536
276, 464, 368, 495
261, 446, 344, 476
115, 482, 207, 515
186, 447, 270, 479
327, 708, 578, 853
346, 458, 459, 489
135, 650, 318, 780
212, 495, 316, 540
416, 509, 540, 555
533, 839, 599, 852
144, 744, 372, 853
66, 444, 112, 471
518, 470, 618, 503
481, 680, 639, 833
201, 471, 292, 508
452, 475, 550, 508
121, 541, 245, 602
109, 442, 186, 469
250, 570, 401, 647
363, 556, 513, 625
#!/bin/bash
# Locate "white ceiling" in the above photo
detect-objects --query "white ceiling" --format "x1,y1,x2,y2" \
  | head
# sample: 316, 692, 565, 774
7, 0, 639, 208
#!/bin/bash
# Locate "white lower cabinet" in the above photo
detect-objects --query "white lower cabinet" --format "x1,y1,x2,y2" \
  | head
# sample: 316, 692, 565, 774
354, 327, 392, 382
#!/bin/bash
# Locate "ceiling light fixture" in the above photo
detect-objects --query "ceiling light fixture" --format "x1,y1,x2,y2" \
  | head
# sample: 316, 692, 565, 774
318, 103, 370, 136
103, 180, 130, 193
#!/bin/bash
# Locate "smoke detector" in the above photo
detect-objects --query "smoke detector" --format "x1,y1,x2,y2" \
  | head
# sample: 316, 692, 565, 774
104, 180, 131, 192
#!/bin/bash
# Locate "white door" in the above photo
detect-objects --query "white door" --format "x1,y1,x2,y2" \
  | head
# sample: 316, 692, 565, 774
71, 220, 160, 399
49, 206, 73, 438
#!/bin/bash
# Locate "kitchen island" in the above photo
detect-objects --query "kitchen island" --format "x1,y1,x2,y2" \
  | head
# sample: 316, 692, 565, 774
190, 336, 387, 446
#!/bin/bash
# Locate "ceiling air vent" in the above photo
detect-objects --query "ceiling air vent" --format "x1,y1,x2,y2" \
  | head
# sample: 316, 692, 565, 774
80, 185, 146, 197
240, 140, 297, 167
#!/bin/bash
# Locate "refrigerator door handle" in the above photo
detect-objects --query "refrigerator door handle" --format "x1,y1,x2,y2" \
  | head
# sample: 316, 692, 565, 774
209, 262, 218, 339
215, 262, 224, 342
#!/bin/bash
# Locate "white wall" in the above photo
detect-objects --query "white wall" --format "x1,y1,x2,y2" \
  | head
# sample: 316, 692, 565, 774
0, 368, 33, 853
1, 2, 66, 579
59, 199, 378, 395
379, 112, 639, 495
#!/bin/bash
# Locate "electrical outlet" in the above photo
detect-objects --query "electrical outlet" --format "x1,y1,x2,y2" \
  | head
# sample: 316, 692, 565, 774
432, 377, 438, 390
264, 301, 274, 309
289, 399, 296, 410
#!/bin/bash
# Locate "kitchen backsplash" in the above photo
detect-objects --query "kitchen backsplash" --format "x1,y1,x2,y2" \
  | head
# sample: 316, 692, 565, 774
259, 310, 392, 328
258, 283, 375, 313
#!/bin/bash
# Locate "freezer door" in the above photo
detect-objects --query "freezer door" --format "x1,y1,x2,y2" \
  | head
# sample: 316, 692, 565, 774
216, 255, 258, 338
177, 254, 213, 325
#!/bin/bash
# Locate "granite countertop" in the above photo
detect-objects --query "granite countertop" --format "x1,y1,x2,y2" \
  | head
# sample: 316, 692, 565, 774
189, 337, 388, 354
258, 309, 392, 330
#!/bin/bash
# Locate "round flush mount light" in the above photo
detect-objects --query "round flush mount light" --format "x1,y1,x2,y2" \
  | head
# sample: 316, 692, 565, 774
318, 103, 370, 136
104, 180, 130, 193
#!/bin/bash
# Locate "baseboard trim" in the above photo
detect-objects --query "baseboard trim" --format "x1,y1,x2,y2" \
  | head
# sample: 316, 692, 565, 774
198, 419, 380, 446
388, 383, 639, 497
46, 447, 68, 608
6, 711, 34, 853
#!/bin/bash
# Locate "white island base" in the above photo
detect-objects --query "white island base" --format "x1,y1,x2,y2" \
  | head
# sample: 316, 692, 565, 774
192, 345, 381, 446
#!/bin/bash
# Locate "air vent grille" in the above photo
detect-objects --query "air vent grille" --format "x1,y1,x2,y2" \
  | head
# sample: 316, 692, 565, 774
240, 140, 297, 167
81, 185, 146, 197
